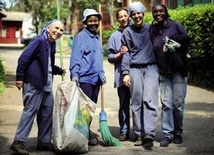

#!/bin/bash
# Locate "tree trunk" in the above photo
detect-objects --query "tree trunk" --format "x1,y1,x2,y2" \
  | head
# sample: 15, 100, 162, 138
71, 4, 79, 36
107, 0, 114, 27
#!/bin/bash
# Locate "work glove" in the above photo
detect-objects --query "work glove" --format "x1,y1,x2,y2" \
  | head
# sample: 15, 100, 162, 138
101, 76, 107, 85
163, 36, 181, 52
72, 77, 79, 86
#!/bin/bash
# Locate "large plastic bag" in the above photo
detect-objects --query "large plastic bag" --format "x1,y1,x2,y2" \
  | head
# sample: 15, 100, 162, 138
53, 81, 96, 153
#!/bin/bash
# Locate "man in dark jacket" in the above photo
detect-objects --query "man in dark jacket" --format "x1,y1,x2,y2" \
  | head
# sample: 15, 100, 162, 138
10, 19, 66, 155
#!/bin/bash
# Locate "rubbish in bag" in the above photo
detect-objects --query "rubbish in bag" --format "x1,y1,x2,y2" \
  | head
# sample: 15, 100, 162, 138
53, 81, 96, 153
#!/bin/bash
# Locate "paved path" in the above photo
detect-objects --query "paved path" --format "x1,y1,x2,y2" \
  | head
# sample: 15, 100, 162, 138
0, 48, 214, 155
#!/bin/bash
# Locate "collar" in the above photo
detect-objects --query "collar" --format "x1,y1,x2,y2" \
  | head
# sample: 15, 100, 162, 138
83, 28, 99, 39
162, 19, 170, 28
42, 32, 54, 46
152, 19, 171, 35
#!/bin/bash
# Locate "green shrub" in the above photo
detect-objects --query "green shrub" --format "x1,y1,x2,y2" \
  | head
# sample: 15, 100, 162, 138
0, 58, 5, 94
102, 22, 120, 59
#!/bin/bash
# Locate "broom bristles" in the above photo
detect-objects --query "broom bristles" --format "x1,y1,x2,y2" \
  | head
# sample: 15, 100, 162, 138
99, 120, 121, 146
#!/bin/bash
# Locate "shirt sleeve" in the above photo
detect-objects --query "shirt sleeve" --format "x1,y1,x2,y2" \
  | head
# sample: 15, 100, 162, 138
121, 30, 130, 75
107, 35, 117, 63
69, 35, 82, 79
16, 37, 40, 81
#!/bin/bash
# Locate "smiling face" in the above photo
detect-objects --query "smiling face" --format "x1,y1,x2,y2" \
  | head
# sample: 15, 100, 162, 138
117, 10, 129, 29
86, 15, 99, 33
47, 21, 64, 42
152, 5, 167, 23
131, 11, 144, 27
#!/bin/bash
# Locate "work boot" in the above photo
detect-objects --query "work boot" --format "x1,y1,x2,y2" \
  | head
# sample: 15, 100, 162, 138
142, 135, 154, 150
173, 134, 183, 144
160, 137, 172, 147
119, 134, 129, 141
10, 141, 29, 155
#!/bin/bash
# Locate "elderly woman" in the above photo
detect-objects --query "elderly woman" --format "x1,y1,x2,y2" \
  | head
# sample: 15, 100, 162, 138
121, 2, 159, 149
69, 8, 106, 145
10, 19, 66, 155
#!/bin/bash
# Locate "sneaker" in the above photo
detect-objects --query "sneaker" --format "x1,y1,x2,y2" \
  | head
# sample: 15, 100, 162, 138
36, 143, 54, 151
134, 137, 142, 146
119, 134, 129, 141
142, 135, 154, 150
160, 137, 171, 147
10, 141, 29, 155
173, 135, 182, 144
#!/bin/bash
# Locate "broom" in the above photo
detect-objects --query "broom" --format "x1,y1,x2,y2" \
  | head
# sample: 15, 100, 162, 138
56, 0, 64, 81
99, 85, 121, 146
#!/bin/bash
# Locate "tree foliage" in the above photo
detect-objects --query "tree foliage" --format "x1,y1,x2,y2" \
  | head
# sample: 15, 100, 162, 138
69, 0, 100, 35
19, 0, 70, 34
0, 0, 7, 11
8, 0, 101, 35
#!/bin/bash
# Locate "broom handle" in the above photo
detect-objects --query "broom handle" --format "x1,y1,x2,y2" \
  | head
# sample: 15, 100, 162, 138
101, 85, 104, 110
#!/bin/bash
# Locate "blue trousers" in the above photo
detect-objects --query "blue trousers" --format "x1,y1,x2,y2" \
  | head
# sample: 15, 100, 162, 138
129, 64, 159, 138
14, 83, 53, 143
160, 73, 187, 139
79, 83, 100, 103
117, 85, 130, 135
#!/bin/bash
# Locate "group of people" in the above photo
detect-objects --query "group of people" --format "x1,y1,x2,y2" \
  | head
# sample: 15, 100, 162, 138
108, 1, 191, 150
10, 1, 191, 155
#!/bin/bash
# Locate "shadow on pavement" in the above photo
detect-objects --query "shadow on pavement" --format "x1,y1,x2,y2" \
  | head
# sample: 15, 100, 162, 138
181, 102, 214, 154
0, 134, 10, 155
0, 46, 24, 50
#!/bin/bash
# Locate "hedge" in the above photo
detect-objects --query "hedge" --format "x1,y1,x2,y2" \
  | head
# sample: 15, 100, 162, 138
0, 58, 5, 94
103, 4, 214, 90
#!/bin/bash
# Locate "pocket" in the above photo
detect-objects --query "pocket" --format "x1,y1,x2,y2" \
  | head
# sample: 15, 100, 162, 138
83, 49, 95, 62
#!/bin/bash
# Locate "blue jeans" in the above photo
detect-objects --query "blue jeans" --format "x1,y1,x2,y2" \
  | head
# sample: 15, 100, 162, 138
160, 73, 187, 139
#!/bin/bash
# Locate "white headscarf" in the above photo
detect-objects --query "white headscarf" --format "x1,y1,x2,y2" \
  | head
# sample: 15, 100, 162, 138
128, 2, 146, 16
41, 19, 62, 34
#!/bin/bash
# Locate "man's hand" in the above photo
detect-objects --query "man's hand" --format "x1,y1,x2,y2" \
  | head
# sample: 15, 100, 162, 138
15, 81, 24, 90
123, 75, 130, 87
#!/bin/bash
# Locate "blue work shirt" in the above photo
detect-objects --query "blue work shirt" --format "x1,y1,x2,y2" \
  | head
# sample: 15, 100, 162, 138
108, 29, 124, 88
69, 28, 105, 85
